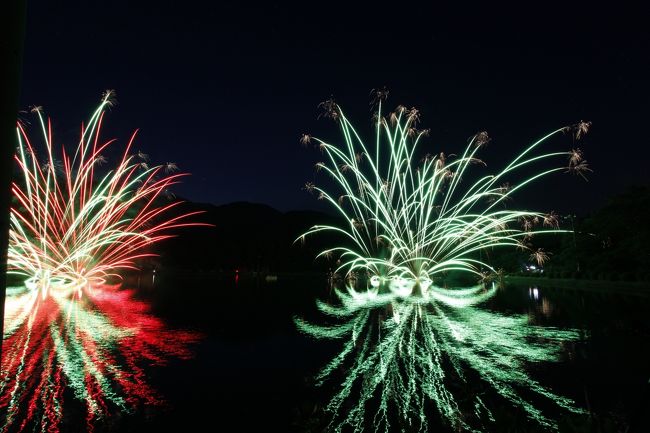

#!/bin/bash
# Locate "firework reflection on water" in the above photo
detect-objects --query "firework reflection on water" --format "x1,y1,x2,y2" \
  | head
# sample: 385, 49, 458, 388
0, 283, 201, 433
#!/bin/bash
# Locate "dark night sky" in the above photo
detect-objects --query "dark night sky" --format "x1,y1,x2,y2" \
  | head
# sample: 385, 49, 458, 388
18, 1, 650, 214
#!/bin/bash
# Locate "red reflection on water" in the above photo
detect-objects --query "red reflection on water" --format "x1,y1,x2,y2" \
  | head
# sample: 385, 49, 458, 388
0, 284, 201, 433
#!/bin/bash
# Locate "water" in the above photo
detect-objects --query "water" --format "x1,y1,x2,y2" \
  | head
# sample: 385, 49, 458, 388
2, 274, 649, 432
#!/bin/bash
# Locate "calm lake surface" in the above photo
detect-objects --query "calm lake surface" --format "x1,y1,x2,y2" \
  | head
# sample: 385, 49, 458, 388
2, 274, 649, 432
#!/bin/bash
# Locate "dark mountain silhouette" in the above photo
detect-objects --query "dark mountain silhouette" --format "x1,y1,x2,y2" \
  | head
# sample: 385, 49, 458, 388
153, 200, 341, 274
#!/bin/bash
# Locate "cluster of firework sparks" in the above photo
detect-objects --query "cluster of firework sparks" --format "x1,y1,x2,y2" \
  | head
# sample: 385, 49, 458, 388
8, 90, 201, 296
1, 88, 593, 432
297, 92, 591, 431
1, 92, 202, 432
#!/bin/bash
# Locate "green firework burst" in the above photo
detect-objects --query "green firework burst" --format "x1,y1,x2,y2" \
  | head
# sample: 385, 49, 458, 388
297, 99, 590, 432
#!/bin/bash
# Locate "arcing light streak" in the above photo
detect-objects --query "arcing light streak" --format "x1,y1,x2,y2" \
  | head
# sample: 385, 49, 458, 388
300, 103, 589, 282
8, 90, 203, 293
297, 100, 589, 431
0, 284, 201, 433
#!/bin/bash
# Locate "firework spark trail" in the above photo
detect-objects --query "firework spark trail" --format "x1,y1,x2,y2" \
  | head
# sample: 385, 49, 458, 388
301, 101, 590, 281
2, 92, 205, 431
8, 91, 205, 291
0, 285, 202, 433
297, 100, 590, 431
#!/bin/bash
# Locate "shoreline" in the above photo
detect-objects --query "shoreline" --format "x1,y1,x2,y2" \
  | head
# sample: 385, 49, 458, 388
505, 275, 650, 296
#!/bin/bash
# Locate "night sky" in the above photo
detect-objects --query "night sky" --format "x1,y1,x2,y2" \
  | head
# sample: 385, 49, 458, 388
18, 1, 649, 213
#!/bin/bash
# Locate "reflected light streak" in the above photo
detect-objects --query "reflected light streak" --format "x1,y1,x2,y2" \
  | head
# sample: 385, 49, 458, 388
0, 284, 201, 433
297, 100, 590, 432
298, 280, 586, 432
